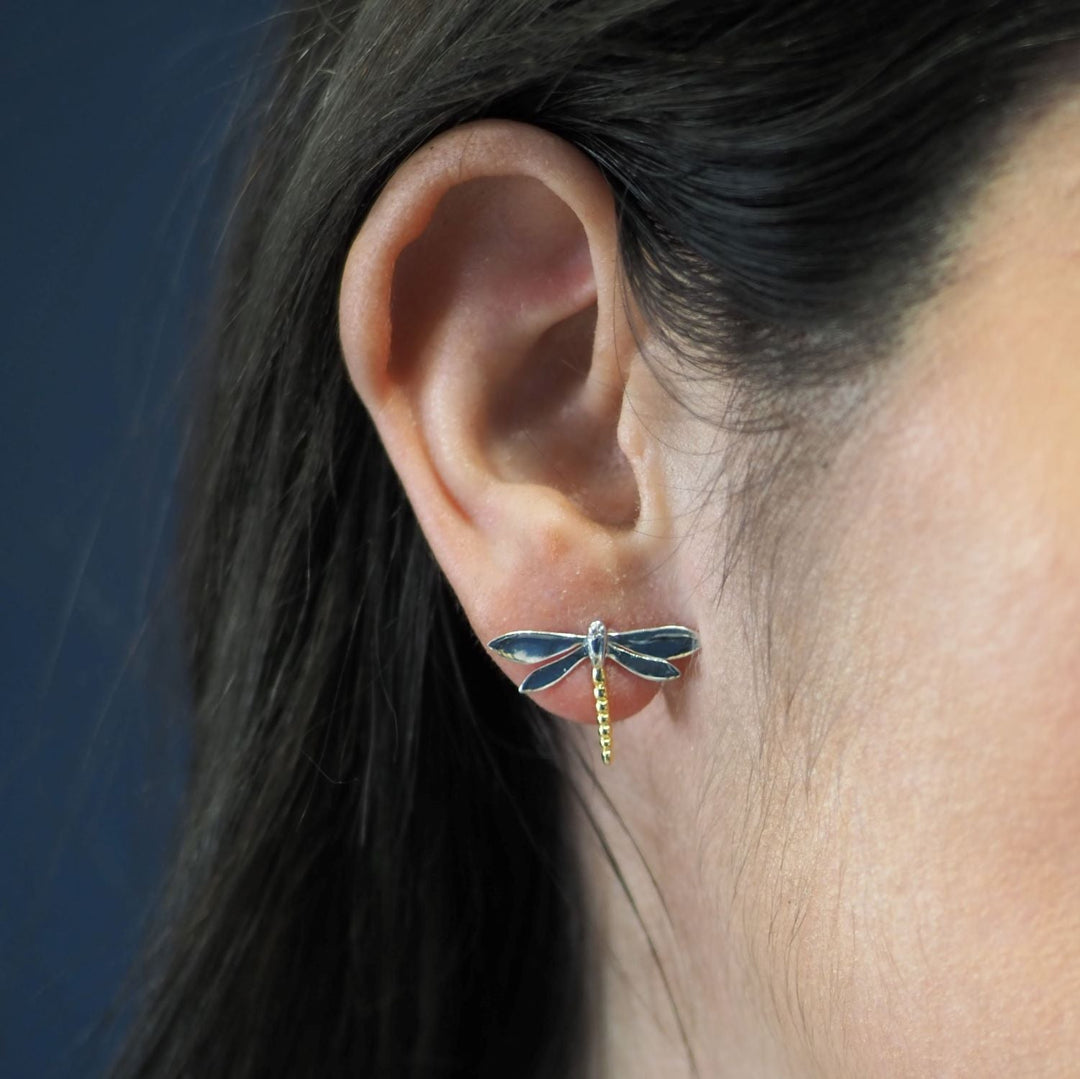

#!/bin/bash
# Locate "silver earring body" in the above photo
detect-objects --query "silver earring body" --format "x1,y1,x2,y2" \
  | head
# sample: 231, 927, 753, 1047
487, 620, 699, 764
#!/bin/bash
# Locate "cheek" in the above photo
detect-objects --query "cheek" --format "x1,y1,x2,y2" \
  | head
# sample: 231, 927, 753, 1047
777, 332, 1080, 1071
858, 281, 1080, 839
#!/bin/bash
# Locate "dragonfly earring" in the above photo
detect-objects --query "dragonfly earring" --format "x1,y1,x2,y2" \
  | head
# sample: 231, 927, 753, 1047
487, 620, 700, 765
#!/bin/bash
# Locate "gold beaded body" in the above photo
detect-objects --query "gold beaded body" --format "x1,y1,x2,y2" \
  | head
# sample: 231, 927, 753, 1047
592, 662, 612, 764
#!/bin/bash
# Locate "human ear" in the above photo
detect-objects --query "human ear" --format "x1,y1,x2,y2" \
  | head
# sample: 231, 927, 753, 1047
338, 120, 690, 728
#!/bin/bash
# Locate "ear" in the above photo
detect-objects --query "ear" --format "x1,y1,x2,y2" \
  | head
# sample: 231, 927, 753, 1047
338, 120, 691, 727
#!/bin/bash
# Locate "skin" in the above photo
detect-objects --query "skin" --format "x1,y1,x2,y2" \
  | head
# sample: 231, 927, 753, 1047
338, 90, 1080, 1077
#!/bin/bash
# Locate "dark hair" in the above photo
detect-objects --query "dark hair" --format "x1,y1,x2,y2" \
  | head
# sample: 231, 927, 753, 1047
116, 3, 1080, 1077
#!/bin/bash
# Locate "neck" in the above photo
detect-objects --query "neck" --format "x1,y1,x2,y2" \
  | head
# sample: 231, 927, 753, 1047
565, 715, 804, 1079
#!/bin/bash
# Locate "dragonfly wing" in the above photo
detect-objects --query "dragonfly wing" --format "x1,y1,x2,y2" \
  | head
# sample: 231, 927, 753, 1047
487, 630, 582, 663
609, 626, 700, 660
519, 646, 589, 693
607, 642, 681, 681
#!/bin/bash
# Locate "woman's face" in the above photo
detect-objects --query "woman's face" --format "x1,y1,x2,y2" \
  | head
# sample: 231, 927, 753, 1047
597, 92, 1080, 1077
591, 95, 1080, 1079
341, 84, 1080, 1073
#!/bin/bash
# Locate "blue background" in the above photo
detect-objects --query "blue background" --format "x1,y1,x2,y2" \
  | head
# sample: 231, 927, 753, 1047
1, 3, 275, 1074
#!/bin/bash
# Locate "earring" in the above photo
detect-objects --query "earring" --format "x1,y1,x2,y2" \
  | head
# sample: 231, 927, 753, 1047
487, 620, 700, 765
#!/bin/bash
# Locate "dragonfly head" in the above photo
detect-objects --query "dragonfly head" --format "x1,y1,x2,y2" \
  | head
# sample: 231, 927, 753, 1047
586, 619, 607, 667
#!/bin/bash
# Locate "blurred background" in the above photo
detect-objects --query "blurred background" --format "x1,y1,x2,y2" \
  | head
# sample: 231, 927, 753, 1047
1, 3, 275, 1074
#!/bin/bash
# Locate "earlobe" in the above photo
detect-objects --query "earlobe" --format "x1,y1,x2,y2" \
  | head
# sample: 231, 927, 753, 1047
338, 120, 690, 732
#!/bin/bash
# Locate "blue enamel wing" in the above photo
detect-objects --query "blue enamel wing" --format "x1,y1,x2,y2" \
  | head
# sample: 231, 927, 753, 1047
487, 619, 700, 694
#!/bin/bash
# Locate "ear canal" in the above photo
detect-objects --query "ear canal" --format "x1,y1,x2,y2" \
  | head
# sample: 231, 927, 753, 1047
388, 174, 639, 531
485, 300, 639, 528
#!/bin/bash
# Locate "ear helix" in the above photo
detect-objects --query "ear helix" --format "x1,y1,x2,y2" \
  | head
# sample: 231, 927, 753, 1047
487, 619, 700, 765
